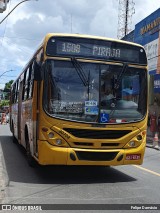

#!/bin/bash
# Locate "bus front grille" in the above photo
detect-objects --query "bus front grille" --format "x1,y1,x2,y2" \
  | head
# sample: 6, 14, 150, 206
73, 142, 120, 148
75, 151, 118, 161
64, 128, 131, 139
74, 142, 93, 146
101, 143, 119, 147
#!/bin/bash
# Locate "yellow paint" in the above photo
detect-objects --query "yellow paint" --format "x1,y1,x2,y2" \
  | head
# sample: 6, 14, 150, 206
133, 165, 160, 177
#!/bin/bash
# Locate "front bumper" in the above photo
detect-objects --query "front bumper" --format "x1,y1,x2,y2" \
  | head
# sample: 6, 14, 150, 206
37, 140, 146, 166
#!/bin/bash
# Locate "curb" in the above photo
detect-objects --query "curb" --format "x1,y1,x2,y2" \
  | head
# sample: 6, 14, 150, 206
146, 135, 160, 150
146, 144, 160, 150
0, 143, 9, 189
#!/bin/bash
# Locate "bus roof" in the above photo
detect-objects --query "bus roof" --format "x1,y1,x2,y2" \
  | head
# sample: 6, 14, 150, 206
42, 33, 144, 49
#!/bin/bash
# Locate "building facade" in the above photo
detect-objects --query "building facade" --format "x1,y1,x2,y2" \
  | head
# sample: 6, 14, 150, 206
123, 8, 160, 106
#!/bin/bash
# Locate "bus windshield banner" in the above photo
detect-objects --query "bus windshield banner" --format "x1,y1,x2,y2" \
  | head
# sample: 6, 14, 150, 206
46, 37, 147, 65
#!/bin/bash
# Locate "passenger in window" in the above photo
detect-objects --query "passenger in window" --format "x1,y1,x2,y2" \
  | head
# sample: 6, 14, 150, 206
101, 85, 115, 107
102, 86, 114, 101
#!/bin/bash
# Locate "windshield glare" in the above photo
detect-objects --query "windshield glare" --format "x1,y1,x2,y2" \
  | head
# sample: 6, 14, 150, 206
44, 60, 147, 124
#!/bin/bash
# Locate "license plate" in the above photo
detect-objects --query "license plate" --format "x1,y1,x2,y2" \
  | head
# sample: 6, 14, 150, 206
126, 154, 141, 160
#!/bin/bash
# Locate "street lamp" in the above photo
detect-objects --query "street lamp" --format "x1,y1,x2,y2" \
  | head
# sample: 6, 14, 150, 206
0, 0, 9, 13
0, 0, 38, 25
0, 69, 14, 78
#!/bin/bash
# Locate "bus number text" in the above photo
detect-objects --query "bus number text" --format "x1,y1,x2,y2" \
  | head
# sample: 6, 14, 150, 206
59, 130, 70, 139
62, 42, 80, 54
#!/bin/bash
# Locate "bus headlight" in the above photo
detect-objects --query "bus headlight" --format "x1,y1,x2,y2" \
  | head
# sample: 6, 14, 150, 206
41, 127, 69, 147
124, 131, 145, 149
129, 141, 136, 147
48, 132, 54, 139
56, 139, 62, 145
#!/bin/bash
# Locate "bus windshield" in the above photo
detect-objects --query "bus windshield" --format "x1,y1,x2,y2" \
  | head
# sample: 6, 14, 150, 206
44, 60, 147, 124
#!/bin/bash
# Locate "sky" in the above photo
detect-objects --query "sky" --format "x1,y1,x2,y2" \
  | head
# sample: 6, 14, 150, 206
0, 0, 160, 89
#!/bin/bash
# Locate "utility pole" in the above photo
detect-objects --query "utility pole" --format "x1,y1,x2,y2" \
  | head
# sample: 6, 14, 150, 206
117, 0, 135, 39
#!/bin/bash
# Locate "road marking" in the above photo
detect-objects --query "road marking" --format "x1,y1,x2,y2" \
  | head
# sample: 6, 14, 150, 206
133, 165, 160, 177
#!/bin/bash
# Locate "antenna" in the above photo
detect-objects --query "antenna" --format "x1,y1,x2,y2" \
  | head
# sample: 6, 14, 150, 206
71, 14, 72, 33
117, 0, 135, 39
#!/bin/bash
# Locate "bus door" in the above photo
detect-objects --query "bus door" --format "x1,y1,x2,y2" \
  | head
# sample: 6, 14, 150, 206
31, 62, 39, 156
18, 76, 24, 141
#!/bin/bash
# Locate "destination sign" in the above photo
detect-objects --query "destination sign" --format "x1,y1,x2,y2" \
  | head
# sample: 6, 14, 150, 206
46, 37, 147, 65
59, 41, 121, 58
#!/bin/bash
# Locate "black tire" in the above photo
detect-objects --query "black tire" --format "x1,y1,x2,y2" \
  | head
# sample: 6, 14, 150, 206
25, 132, 36, 167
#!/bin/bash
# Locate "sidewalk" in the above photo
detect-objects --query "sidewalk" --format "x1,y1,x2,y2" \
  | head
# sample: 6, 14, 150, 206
146, 136, 160, 150
0, 125, 9, 203
146, 127, 160, 150
0, 142, 8, 203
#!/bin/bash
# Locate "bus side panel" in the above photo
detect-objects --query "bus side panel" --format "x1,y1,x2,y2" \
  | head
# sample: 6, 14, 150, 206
11, 104, 18, 140
31, 81, 39, 157
21, 81, 39, 156
18, 81, 23, 142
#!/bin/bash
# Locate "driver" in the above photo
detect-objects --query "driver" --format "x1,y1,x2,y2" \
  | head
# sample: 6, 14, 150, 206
102, 86, 114, 101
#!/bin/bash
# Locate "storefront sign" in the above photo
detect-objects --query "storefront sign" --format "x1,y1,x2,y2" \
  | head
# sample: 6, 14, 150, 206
144, 38, 158, 72
140, 17, 160, 35
154, 74, 160, 93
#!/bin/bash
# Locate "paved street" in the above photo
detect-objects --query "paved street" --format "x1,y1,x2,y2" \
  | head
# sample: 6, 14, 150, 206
0, 124, 160, 212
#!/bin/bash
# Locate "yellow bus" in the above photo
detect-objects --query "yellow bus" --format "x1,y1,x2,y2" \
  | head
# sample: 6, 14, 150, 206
10, 33, 148, 167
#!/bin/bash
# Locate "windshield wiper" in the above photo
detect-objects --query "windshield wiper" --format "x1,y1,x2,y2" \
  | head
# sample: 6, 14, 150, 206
114, 63, 128, 89
71, 57, 88, 87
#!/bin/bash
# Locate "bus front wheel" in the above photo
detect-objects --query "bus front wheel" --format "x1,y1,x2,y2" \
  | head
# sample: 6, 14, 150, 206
12, 121, 17, 143
25, 132, 36, 167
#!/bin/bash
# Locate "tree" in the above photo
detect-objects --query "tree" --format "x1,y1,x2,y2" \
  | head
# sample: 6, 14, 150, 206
1, 80, 14, 102
3, 80, 14, 92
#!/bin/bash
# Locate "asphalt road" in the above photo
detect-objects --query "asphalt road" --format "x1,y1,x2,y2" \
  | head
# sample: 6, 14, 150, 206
0, 124, 160, 212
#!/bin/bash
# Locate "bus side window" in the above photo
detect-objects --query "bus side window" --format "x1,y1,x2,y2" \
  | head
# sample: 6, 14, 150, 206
22, 71, 27, 101
14, 81, 18, 103
24, 68, 29, 101
23, 66, 33, 101
13, 83, 16, 103
28, 63, 34, 99
16, 79, 20, 103
11, 84, 16, 104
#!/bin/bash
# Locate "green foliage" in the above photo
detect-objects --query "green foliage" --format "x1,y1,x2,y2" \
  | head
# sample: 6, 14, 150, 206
4, 80, 14, 92
0, 100, 9, 107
